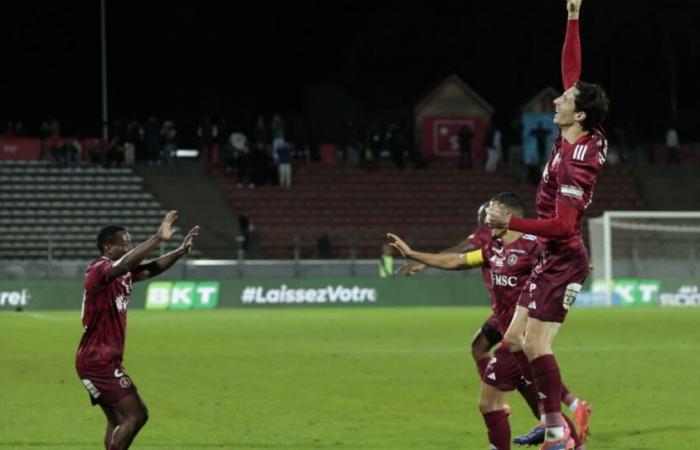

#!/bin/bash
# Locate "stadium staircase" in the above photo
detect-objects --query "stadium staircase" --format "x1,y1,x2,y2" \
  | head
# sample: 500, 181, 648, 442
0, 160, 195, 260
214, 161, 645, 259
134, 161, 240, 258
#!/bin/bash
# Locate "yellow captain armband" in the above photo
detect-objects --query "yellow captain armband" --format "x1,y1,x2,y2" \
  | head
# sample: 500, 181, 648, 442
464, 249, 484, 268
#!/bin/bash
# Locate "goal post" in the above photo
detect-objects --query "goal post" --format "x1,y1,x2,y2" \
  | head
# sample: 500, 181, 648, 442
588, 211, 700, 306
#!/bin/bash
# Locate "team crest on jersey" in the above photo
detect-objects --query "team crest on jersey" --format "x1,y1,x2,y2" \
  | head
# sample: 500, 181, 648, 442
115, 295, 129, 312
119, 377, 132, 388
507, 254, 518, 266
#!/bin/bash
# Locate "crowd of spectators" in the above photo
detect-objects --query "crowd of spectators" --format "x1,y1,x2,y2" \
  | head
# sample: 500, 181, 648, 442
0, 116, 686, 185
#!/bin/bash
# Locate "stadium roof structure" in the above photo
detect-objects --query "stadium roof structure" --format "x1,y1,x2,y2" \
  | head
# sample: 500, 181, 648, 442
521, 86, 559, 114
414, 73, 495, 118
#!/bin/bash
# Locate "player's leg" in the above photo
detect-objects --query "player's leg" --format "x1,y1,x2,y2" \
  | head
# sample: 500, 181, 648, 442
99, 404, 122, 450
471, 315, 502, 377
109, 393, 149, 450
479, 383, 511, 450
522, 317, 571, 448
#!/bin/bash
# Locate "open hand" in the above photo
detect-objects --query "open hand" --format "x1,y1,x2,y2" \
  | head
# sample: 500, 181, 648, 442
386, 233, 412, 258
395, 261, 426, 276
179, 226, 200, 254
158, 210, 178, 240
485, 205, 511, 229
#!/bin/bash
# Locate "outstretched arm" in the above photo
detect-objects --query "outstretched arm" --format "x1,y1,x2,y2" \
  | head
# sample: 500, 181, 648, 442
562, 0, 582, 90
132, 226, 200, 281
395, 237, 477, 276
387, 233, 483, 271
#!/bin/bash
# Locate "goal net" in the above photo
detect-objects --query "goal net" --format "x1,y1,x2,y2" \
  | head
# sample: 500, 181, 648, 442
588, 211, 700, 306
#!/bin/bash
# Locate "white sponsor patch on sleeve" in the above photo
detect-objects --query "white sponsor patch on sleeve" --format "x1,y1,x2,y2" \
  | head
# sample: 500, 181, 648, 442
559, 184, 584, 199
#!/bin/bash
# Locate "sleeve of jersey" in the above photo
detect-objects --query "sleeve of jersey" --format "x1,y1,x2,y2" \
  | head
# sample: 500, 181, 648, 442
86, 259, 113, 291
561, 19, 581, 90
507, 203, 579, 239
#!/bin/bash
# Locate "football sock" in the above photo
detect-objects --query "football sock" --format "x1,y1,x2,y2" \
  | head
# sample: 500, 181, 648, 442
530, 354, 565, 438
561, 383, 578, 411
482, 410, 511, 450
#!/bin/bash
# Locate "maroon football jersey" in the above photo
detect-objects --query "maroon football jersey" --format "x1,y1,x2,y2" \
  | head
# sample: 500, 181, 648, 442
537, 129, 607, 250
76, 257, 133, 372
482, 234, 541, 333
467, 226, 496, 304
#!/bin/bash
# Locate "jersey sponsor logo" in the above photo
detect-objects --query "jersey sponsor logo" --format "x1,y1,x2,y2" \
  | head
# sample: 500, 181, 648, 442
492, 274, 518, 287
114, 368, 124, 378
573, 144, 587, 161
560, 184, 584, 199
563, 283, 582, 310
507, 254, 518, 266
82, 379, 101, 399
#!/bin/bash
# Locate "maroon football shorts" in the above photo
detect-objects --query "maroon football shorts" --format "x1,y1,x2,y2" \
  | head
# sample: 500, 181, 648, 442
482, 344, 522, 392
77, 366, 138, 406
518, 244, 589, 323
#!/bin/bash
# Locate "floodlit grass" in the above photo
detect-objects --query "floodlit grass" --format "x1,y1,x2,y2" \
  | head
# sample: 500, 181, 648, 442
1, 307, 698, 449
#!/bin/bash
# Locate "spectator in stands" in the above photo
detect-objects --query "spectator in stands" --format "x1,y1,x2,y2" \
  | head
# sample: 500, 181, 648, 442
458, 124, 474, 169
275, 141, 292, 188
161, 120, 178, 164
343, 120, 361, 167
368, 123, 383, 163
145, 116, 162, 164
39, 121, 51, 160
197, 116, 218, 166
484, 122, 503, 172
666, 124, 680, 165
387, 123, 405, 169
88, 141, 103, 165
291, 118, 308, 161
105, 136, 125, 167
529, 121, 551, 164
123, 120, 141, 166
217, 117, 231, 159
2, 121, 16, 138
308, 119, 320, 162
64, 136, 82, 167
228, 131, 253, 188
379, 243, 394, 278
271, 113, 285, 154
254, 114, 268, 151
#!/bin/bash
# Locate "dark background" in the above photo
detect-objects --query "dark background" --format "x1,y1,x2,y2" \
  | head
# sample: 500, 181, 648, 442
2, 1, 699, 142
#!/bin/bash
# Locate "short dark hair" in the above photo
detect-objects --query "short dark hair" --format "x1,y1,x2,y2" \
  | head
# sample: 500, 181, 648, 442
574, 80, 610, 131
490, 192, 524, 217
97, 225, 125, 253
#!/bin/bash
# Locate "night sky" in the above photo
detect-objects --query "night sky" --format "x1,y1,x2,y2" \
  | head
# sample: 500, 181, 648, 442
2, 1, 700, 142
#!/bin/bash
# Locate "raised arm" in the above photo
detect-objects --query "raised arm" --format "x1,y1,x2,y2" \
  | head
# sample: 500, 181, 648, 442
132, 226, 200, 282
562, 0, 582, 90
105, 211, 179, 281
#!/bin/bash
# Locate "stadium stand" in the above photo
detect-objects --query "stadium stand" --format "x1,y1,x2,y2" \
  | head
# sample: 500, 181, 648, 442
0, 160, 192, 260
215, 162, 646, 259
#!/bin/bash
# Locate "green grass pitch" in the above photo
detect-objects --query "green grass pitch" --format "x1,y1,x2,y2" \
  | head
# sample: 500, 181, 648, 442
1, 306, 698, 449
